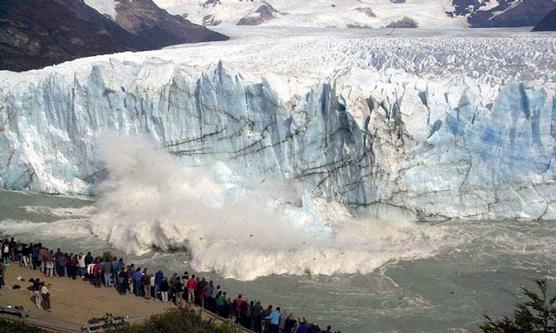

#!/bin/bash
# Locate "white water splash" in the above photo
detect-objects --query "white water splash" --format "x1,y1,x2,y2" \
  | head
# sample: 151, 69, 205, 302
90, 134, 445, 280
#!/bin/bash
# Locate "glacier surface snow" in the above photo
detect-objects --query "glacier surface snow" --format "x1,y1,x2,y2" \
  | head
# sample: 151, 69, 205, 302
1, 28, 556, 221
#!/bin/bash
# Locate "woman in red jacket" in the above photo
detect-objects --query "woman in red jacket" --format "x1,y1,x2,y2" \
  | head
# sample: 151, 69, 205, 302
93, 259, 103, 288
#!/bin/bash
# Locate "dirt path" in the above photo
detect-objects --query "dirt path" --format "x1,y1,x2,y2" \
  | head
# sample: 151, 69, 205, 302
0, 264, 174, 327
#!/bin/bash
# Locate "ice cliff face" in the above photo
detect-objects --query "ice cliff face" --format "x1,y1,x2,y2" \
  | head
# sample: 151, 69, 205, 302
1, 31, 555, 221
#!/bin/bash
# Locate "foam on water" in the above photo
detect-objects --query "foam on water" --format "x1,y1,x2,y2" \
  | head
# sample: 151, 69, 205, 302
23, 206, 96, 218
89, 134, 446, 280
0, 219, 92, 239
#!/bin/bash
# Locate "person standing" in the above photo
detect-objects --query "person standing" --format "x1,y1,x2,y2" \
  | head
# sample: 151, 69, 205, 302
56, 252, 66, 277
84, 252, 94, 267
103, 259, 112, 287
93, 259, 102, 288
54, 248, 63, 266
252, 301, 263, 332
70, 254, 79, 279
173, 277, 183, 305
21, 243, 29, 267
279, 310, 288, 333
225, 298, 234, 319
113, 258, 124, 290
295, 321, 308, 333
127, 264, 135, 294
143, 269, 152, 299
211, 284, 221, 311
204, 281, 215, 311
110, 257, 119, 287
38, 247, 46, 274
216, 291, 226, 316
186, 274, 197, 304
154, 270, 164, 300
2, 241, 8, 264
24, 243, 33, 268
0, 265, 4, 289
118, 268, 129, 295
32, 243, 40, 270
65, 253, 72, 278
45, 250, 54, 277
77, 253, 86, 277
160, 278, 170, 303
239, 300, 250, 328
233, 294, 244, 323
133, 267, 143, 296
149, 273, 156, 301
16, 242, 23, 265
9, 238, 17, 262
41, 282, 51, 311
265, 306, 281, 333
219, 296, 232, 318
261, 305, 273, 333
33, 278, 42, 309
197, 277, 207, 308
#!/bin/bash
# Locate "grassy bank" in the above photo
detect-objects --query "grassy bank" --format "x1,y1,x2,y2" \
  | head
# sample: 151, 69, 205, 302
0, 319, 46, 333
110, 308, 239, 333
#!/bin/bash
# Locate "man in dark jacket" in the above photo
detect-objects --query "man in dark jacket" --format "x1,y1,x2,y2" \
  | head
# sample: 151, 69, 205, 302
84, 252, 94, 266
8, 238, 17, 261
32, 244, 40, 270
32, 278, 42, 308
160, 278, 170, 302
154, 270, 164, 300
56, 253, 67, 277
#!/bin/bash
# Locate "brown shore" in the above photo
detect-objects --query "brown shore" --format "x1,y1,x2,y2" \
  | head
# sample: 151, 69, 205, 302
0, 263, 174, 327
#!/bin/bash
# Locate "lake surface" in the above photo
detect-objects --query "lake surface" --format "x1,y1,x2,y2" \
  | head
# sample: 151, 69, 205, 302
1, 189, 555, 333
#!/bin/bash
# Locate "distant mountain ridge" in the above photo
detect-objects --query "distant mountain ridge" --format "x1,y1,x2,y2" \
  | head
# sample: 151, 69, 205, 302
154, 0, 556, 29
86, 0, 227, 45
448, 0, 556, 27
0, 0, 228, 72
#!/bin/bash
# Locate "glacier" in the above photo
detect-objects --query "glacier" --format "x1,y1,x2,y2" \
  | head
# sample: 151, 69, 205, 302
1, 28, 556, 222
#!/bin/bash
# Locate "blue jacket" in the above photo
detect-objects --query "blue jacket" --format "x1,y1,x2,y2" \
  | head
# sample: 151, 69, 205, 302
155, 271, 164, 285
295, 324, 308, 333
266, 310, 281, 325
32, 246, 39, 257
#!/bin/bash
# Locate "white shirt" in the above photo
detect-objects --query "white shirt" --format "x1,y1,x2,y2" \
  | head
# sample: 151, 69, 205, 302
78, 256, 86, 268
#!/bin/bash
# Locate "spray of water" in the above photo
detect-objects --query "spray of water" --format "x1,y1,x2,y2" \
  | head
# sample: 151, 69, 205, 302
91, 134, 445, 280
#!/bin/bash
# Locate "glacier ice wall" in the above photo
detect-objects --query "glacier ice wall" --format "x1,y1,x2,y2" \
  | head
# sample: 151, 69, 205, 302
0, 57, 555, 220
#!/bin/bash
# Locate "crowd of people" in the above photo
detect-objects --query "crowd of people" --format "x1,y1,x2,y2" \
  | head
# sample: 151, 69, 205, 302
2, 238, 342, 333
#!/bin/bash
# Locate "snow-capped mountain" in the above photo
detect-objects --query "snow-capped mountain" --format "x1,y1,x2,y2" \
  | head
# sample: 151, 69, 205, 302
0, 0, 227, 72
84, 0, 228, 43
155, 0, 467, 28
154, 0, 556, 28
448, 0, 556, 27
